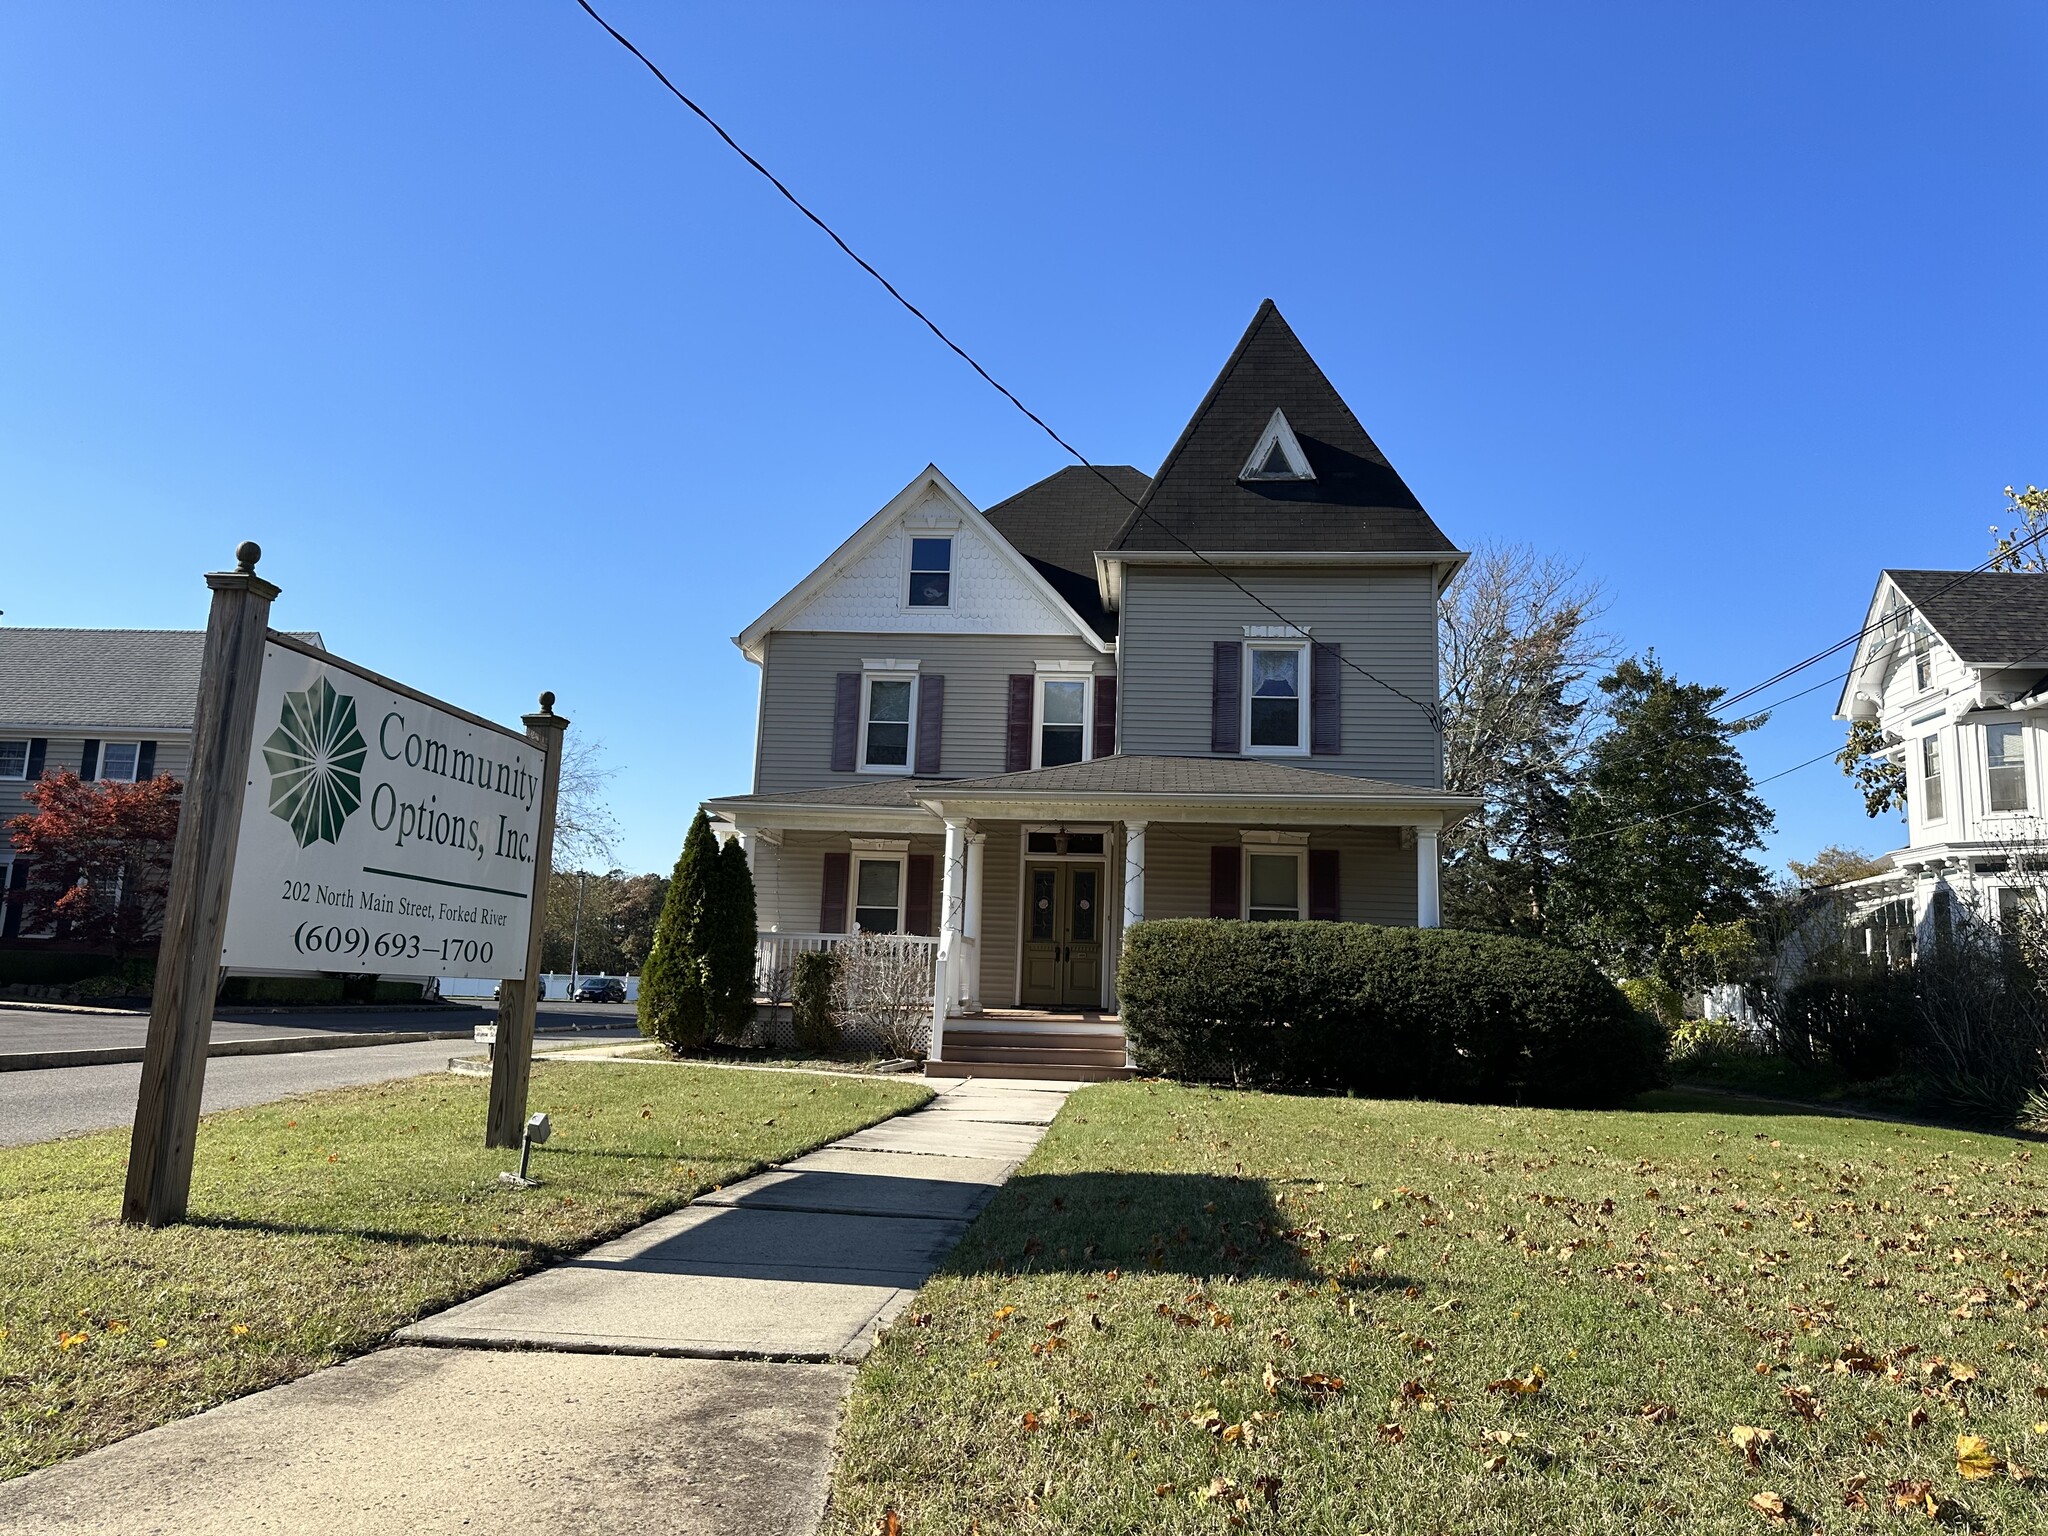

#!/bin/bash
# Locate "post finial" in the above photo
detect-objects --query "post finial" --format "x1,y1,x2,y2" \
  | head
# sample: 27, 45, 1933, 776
539, 691, 556, 714
235, 541, 261, 574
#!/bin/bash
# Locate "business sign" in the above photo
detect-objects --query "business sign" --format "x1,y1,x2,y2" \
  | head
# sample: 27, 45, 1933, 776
219, 636, 544, 980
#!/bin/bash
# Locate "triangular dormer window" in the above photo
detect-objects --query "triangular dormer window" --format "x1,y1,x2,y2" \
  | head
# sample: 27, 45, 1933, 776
1238, 408, 1314, 482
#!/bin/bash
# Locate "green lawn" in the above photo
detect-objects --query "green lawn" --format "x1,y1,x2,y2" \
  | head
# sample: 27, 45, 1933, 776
827, 1083, 2048, 1534
0, 1060, 928, 1480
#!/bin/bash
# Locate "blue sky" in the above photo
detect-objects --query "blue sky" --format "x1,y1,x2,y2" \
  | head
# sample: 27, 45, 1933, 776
4, 3, 2043, 876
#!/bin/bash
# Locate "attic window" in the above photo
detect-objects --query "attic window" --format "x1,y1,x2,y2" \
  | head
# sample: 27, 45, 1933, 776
908, 537, 952, 607
1239, 408, 1314, 482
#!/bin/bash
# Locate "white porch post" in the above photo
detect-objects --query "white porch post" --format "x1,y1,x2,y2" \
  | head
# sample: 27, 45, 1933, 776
1120, 820, 1147, 1068
931, 817, 968, 1061
961, 830, 985, 1013
1415, 826, 1441, 929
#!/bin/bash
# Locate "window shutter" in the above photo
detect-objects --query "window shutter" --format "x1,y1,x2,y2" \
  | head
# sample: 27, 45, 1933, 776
1308, 849, 1341, 921
905, 853, 935, 935
819, 852, 850, 933
914, 676, 945, 776
1211, 643, 1241, 754
1208, 844, 1241, 919
830, 675, 860, 773
1, 860, 25, 939
1311, 643, 1342, 756
1091, 676, 1117, 758
24, 739, 45, 780
80, 740, 100, 780
137, 741, 157, 780
1005, 675, 1035, 772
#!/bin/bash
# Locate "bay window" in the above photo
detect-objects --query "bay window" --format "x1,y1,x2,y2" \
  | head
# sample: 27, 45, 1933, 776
1986, 723, 2029, 812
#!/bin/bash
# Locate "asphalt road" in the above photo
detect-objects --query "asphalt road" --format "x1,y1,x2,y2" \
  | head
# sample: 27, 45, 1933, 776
0, 1001, 645, 1146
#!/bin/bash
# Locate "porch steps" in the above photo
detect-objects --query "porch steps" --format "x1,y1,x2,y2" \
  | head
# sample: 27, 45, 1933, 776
929, 1026, 1134, 1083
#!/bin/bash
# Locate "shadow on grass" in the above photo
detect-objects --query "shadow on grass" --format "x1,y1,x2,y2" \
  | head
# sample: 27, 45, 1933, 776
1637, 1086, 2037, 1139
186, 1213, 541, 1252
938, 1170, 1419, 1290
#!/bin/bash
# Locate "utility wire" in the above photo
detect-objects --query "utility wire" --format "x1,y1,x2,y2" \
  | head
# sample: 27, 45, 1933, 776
567, 0, 1445, 731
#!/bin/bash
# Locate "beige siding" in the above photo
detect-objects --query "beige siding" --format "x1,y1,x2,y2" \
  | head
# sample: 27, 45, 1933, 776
2, 733, 192, 854
974, 827, 1021, 1005
756, 828, 948, 935
753, 632, 1109, 795
1116, 565, 1443, 787
1136, 823, 1416, 926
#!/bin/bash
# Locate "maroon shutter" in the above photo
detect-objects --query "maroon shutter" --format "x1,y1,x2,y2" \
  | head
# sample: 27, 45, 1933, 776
1308, 849, 1341, 921
819, 852, 850, 933
1208, 844, 1241, 919
1091, 675, 1117, 758
914, 676, 944, 776
1211, 642, 1241, 754
830, 674, 860, 772
1005, 674, 1035, 772
137, 741, 157, 780
905, 853, 935, 935
1311, 642, 1342, 756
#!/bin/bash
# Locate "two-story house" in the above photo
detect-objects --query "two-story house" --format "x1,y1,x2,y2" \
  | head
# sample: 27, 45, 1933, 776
0, 626, 323, 941
1832, 568, 2048, 952
707, 302, 1480, 1072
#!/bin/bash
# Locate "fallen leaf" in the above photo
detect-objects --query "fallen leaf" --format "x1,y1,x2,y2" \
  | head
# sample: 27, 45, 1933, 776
1487, 1365, 1545, 1395
1957, 1433, 1999, 1480
1482, 1454, 1507, 1473
1019, 1411, 1040, 1434
1749, 1490, 1789, 1523
1641, 1402, 1676, 1424
1731, 1425, 1775, 1467
1376, 1422, 1405, 1443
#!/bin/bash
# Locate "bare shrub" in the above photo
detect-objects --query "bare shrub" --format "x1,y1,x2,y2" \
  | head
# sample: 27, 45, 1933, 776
832, 934, 933, 1058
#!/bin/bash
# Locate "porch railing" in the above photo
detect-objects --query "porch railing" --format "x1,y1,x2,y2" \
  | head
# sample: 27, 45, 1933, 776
754, 930, 939, 1003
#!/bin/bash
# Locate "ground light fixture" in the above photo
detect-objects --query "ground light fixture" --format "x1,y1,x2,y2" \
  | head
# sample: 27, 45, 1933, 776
499, 1112, 552, 1188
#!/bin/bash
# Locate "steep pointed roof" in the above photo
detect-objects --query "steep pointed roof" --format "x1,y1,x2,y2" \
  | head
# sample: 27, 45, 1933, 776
985, 464, 1149, 641
1110, 300, 1455, 555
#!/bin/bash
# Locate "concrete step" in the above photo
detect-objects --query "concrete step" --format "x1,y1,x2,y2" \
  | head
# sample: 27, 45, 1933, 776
926, 1058, 1133, 1082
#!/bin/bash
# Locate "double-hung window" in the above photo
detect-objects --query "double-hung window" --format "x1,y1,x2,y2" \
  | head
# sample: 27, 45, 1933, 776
907, 537, 952, 608
1245, 850, 1304, 921
1921, 735, 1945, 822
1986, 723, 2029, 812
1913, 636, 1934, 694
860, 677, 915, 773
98, 742, 140, 782
0, 741, 26, 781
1038, 678, 1089, 767
1245, 642, 1307, 753
853, 856, 904, 933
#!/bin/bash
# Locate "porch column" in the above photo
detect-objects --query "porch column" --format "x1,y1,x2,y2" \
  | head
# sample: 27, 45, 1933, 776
1122, 820, 1147, 929
961, 830, 985, 1013
930, 816, 968, 1061
1415, 826, 1440, 929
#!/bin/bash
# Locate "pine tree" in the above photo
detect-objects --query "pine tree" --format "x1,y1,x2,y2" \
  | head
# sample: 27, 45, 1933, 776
708, 835, 759, 1039
636, 810, 717, 1048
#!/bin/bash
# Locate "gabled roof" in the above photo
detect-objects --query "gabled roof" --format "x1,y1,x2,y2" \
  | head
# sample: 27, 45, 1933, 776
1109, 300, 1457, 557
732, 465, 1113, 661
983, 465, 1149, 642
1885, 569, 2048, 666
0, 628, 326, 732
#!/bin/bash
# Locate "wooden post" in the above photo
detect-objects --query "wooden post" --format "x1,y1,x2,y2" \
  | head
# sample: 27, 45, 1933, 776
486, 693, 567, 1147
123, 543, 278, 1226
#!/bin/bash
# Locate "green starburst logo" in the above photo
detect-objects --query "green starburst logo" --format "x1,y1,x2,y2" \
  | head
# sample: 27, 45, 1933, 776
263, 675, 368, 847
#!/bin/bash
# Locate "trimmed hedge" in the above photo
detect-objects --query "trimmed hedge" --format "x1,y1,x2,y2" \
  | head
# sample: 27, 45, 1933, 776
1119, 920, 1664, 1108
791, 950, 840, 1053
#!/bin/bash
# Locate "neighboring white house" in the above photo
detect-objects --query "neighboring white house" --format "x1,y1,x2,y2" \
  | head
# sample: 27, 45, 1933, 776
1830, 568, 2048, 953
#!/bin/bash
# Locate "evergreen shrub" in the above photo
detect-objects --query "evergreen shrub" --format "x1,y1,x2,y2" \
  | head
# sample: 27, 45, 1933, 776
1119, 919, 1663, 1108
708, 836, 759, 1040
638, 811, 718, 1049
791, 950, 840, 1053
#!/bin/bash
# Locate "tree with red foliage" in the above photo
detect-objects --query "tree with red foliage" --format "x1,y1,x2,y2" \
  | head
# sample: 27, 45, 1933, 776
5, 771, 183, 954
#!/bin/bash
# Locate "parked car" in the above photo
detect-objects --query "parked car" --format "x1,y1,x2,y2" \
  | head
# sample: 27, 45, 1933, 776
572, 976, 627, 1003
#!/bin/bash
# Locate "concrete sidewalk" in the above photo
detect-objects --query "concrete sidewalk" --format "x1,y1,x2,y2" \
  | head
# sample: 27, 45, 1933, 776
0, 1072, 1073, 1535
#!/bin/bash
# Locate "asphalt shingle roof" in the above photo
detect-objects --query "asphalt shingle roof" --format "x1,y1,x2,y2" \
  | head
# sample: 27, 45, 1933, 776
1110, 301, 1457, 558
983, 464, 1149, 642
0, 628, 325, 731
1887, 570, 2048, 666
706, 778, 945, 810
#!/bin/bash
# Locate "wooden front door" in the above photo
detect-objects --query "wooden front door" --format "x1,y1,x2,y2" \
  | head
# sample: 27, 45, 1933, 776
1019, 861, 1104, 1008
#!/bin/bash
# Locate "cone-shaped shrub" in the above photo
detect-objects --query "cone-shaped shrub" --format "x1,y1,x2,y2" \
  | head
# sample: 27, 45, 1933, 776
637, 810, 717, 1049
708, 835, 759, 1039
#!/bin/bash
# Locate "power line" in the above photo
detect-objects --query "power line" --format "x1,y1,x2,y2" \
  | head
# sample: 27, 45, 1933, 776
1562, 744, 1841, 849
567, 0, 1445, 732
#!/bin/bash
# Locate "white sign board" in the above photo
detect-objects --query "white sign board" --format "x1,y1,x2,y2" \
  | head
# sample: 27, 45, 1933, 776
220, 637, 544, 980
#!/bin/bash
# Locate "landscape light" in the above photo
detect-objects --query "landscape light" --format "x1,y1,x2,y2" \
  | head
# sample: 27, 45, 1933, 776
501, 1112, 552, 1188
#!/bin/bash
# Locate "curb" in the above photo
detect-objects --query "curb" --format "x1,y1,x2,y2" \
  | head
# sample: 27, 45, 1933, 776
0, 1029, 477, 1073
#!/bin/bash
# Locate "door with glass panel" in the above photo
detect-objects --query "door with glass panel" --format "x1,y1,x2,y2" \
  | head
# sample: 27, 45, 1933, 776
1019, 862, 1104, 1007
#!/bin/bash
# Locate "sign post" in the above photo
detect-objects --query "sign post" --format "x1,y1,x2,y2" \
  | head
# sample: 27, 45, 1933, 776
487, 695, 566, 1148
124, 544, 278, 1227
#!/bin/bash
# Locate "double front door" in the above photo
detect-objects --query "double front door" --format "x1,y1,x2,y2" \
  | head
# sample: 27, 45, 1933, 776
1020, 861, 1103, 1008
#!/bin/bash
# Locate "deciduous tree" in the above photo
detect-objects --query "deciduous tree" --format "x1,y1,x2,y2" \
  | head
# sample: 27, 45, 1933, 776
4, 770, 182, 955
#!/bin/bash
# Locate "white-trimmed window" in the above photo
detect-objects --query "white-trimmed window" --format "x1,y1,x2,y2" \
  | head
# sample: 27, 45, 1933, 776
852, 855, 906, 934
0, 741, 26, 781
1245, 642, 1308, 754
1986, 722, 2029, 813
1239, 408, 1315, 483
1921, 735, 1945, 822
859, 676, 917, 774
1037, 677, 1090, 768
1912, 632, 1935, 694
1245, 848, 1305, 922
98, 742, 140, 782
907, 537, 952, 608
